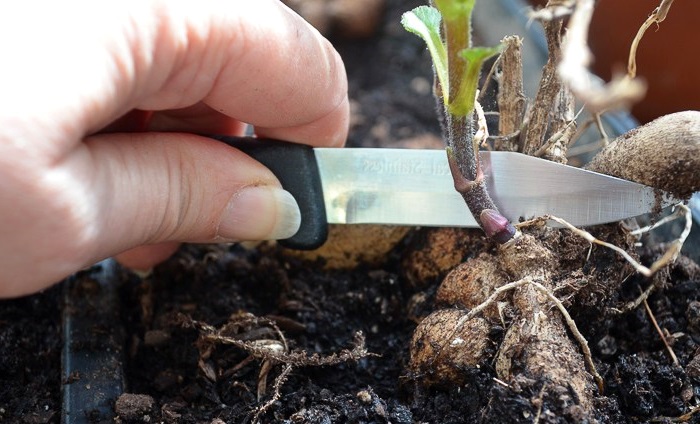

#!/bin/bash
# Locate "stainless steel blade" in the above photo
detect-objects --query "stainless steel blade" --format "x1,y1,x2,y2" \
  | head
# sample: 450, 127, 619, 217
314, 148, 673, 227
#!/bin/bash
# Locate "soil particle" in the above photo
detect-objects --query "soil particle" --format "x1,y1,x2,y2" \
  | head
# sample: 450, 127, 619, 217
0, 286, 61, 424
686, 354, 700, 379
143, 329, 171, 347
277, 385, 412, 424
115, 393, 155, 421
606, 353, 689, 419
687, 300, 700, 336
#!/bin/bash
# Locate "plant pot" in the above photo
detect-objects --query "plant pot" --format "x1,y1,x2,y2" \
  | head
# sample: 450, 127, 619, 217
1, 1, 698, 423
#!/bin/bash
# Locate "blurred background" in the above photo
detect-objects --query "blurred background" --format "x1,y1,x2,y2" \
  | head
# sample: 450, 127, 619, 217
284, 0, 700, 124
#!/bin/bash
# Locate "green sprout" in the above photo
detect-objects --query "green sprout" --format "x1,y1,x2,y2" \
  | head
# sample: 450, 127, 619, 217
402, 0, 515, 243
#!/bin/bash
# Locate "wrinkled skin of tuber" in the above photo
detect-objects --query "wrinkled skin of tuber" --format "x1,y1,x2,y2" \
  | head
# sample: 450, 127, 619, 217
586, 111, 700, 200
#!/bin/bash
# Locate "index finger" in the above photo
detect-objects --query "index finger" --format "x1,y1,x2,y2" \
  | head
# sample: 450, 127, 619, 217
136, 0, 349, 147
3, 0, 348, 158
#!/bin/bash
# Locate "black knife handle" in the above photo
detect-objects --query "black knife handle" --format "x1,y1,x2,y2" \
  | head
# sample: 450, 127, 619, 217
210, 135, 328, 250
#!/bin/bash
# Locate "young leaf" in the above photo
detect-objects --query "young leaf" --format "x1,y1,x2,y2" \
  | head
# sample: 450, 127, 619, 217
448, 45, 502, 116
401, 6, 448, 102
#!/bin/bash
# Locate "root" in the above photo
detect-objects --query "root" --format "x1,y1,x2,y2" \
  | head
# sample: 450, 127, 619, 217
651, 404, 700, 423
627, 0, 676, 79
195, 321, 371, 368
557, 0, 646, 111
612, 281, 655, 314
642, 296, 679, 366
547, 204, 692, 277
180, 313, 373, 422
252, 364, 293, 424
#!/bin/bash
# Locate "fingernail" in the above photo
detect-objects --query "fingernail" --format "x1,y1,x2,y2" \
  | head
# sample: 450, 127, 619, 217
218, 186, 301, 241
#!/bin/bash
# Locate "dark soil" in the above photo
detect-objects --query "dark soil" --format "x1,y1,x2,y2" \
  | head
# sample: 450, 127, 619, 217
1, 1, 700, 423
0, 286, 62, 423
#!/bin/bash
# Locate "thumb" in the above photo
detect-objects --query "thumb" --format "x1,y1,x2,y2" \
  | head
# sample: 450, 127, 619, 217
0, 131, 301, 297
86, 132, 301, 251
114, 242, 182, 272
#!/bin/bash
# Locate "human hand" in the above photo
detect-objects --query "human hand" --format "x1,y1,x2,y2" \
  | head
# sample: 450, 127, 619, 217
0, 0, 349, 297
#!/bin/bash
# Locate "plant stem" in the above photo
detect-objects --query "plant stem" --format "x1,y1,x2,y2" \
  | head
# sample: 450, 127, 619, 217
405, 1, 515, 243
442, 12, 469, 111
445, 113, 515, 244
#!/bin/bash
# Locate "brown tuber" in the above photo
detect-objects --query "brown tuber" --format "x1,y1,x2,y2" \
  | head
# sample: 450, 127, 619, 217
409, 309, 491, 386
586, 111, 700, 199
283, 224, 410, 270
401, 228, 486, 289
409, 229, 600, 419
436, 254, 507, 321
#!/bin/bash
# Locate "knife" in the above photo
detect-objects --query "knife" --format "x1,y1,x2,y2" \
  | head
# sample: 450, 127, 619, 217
212, 136, 675, 250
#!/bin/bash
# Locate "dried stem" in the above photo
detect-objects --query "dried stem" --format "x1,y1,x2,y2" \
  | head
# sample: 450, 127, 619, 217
628, 0, 676, 78
523, 18, 563, 155
534, 96, 580, 163
496, 35, 525, 152
558, 0, 646, 111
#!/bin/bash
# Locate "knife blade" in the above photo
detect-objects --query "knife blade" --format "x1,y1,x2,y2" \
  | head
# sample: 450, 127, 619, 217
213, 136, 675, 250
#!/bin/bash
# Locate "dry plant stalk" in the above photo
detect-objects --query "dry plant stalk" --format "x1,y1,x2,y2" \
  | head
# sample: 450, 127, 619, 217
498, 12, 577, 161
558, 0, 646, 112
522, 17, 564, 155
495, 35, 525, 152
628, 0, 676, 78
533, 92, 577, 163
528, 0, 575, 21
